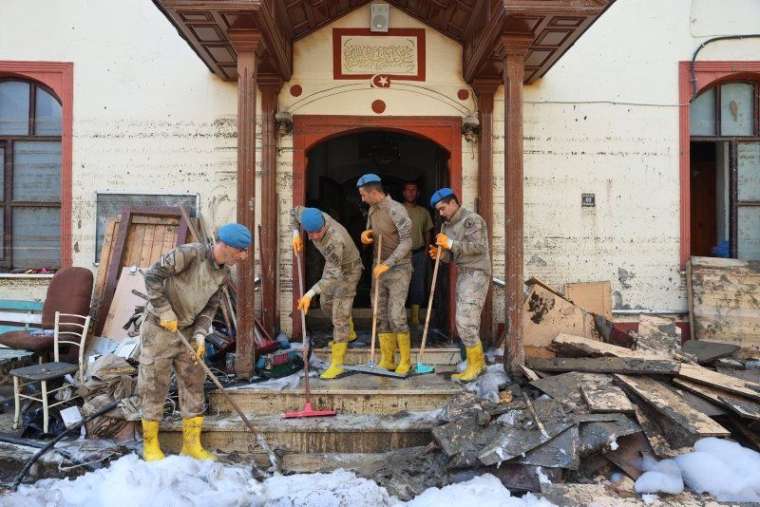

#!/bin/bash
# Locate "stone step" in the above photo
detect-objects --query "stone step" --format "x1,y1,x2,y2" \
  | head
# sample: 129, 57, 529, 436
158, 412, 438, 454
209, 372, 462, 415
313, 346, 462, 366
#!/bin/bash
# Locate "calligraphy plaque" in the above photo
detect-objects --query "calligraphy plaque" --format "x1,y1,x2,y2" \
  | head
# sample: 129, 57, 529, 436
333, 28, 425, 81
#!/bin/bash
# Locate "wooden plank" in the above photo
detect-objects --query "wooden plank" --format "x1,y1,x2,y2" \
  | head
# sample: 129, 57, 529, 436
632, 406, 677, 458
580, 380, 634, 414
565, 281, 612, 319
673, 377, 760, 421
93, 217, 118, 319
527, 357, 680, 375
689, 256, 760, 355
524, 282, 600, 349
552, 334, 662, 359
603, 431, 654, 480
678, 363, 760, 402
139, 223, 157, 267
100, 269, 148, 341
614, 374, 730, 438
682, 340, 740, 364
0, 300, 43, 312
636, 314, 681, 356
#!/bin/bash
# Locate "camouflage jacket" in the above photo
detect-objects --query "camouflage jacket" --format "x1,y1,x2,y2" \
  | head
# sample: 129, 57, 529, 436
441, 206, 491, 275
144, 242, 229, 337
366, 194, 412, 268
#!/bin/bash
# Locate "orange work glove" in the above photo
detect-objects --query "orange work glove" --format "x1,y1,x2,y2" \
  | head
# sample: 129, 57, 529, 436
428, 245, 439, 259
435, 233, 453, 250
291, 230, 303, 253
373, 263, 390, 279
360, 230, 374, 245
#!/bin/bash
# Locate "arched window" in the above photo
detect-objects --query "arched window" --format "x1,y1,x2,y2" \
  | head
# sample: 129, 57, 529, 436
689, 80, 760, 260
0, 78, 61, 271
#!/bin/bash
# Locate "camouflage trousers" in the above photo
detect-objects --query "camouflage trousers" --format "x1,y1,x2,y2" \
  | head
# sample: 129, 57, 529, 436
321, 267, 361, 343
456, 268, 489, 348
137, 318, 205, 421
372, 263, 412, 334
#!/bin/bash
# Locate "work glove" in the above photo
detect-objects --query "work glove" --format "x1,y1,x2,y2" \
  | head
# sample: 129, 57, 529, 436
373, 263, 390, 279
160, 319, 178, 333
297, 288, 316, 315
193, 333, 206, 362
292, 230, 303, 253
435, 233, 453, 250
428, 245, 439, 260
360, 229, 374, 245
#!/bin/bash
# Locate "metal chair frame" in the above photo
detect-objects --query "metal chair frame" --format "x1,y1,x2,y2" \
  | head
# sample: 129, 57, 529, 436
11, 312, 91, 434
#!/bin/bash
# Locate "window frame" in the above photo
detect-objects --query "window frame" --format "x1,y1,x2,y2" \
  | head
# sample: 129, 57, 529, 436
0, 78, 63, 270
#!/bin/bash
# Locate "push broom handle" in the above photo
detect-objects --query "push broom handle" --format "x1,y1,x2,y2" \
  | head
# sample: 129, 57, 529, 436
369, 234, 382, 365
176, 330, 279, 473
418, 224, 445, 366
295, 246, 312, 405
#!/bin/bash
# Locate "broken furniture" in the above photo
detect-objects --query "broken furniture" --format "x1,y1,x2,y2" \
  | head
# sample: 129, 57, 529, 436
10, 312, 91, 434
0, 299, 43, 334
0, 267, 93, 362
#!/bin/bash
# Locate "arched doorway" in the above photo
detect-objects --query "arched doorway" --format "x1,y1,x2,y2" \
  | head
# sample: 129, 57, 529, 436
292, 115, 462, 340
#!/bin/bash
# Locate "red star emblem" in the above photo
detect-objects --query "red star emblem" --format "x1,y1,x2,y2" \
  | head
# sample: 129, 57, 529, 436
371, 74, 392, 88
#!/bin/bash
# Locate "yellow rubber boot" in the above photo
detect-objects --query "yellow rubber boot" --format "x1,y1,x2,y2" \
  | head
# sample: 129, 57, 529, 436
180, 416, 216, 461
377, 332, 397, 370
321, 341, 348, 379
410, 305, 420, 326
347, 318, 358, 343
452, 342, 486, 382
141, 419, 165, 462
395, 332, 411, 376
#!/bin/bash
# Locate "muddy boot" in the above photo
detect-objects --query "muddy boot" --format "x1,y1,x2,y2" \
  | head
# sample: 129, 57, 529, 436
452, 342, 486, 382
141, 419, 165, 462
377, 332, 397, 370
180, 416, 216, 461
321, 341, 347, 379
395, 332, 412, 375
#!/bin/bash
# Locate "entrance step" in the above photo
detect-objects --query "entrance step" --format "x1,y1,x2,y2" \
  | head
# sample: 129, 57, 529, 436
208, 373, 462, 416
313, 346, 461, 367
158, 412, 437, 454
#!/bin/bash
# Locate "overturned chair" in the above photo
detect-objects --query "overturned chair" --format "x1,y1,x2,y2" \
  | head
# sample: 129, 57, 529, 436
10, 311, 92, 434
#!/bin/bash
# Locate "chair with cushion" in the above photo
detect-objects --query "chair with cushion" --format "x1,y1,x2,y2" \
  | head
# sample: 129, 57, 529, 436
10, 311, 91, 434
0, 267, 93, 363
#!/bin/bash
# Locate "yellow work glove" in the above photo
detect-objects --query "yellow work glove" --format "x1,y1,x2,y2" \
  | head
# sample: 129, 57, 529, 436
428, 245, 439, 260
435, 233, 453, 250
160, 319, 178, 332
297, 288, 316, 315
292, 230, 303, 253
360, 229, 374, 245
193, 333, 205, 362
373, 263, 390, 279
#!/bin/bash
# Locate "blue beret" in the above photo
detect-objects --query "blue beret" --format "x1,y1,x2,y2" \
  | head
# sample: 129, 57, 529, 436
356, 173, 382, 188
430, 187, 455, 207
300, 208, 325, 232
217, 223, 252, 249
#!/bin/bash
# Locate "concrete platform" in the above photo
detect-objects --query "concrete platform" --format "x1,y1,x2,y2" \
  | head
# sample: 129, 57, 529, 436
158, 411, 438, 454
312, 346, 462, 367
209, 372, 462, 415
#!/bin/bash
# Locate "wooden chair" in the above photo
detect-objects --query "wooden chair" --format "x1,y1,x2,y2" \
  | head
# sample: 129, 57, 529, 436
10, 312, 91, 434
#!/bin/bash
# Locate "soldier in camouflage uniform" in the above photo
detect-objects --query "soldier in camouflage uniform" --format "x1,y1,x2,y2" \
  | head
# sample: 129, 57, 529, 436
291, 206, 362, 379
429, 188, 491, 381
357, 173, 414, 375
138, 223, 251, 461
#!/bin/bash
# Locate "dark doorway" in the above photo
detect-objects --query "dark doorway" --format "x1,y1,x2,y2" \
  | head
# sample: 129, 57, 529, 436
690, 141, 729, 257
303, 130, 450, 339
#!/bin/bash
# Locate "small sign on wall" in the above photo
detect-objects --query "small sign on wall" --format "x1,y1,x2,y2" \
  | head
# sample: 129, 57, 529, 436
582, 193, 595, 207
333, 28, 425, 81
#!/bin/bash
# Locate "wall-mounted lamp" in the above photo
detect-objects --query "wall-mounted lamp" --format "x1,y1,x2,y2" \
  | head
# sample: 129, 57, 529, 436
462, 112, 480, 143
275, 111, 293, 136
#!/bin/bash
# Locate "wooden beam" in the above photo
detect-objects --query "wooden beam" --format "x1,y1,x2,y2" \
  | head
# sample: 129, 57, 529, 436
462, 4, 506, 82
528, 357, 681, 375
253, 2, 292, 80
503, 34, 532, 376
259, 74, 282, 336
473, 79, 499, 345
229, 29, 262, 377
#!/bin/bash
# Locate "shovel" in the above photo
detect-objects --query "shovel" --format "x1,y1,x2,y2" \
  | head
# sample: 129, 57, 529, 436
175, 330, 279, 476
283, 245, 337, 419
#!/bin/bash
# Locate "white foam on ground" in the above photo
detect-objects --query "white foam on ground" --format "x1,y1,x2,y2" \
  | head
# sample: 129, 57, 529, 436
634, 456, 684, 495
1, 457, 556, 507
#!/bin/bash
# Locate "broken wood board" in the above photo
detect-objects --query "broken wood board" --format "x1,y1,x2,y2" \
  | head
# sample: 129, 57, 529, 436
565, 281, 612, 319
682, 340, 740, 365
487, 464, 563, 493
552, 334, 663, 359
580, 380, 634, 414
523, 280, 600, 349
531, 371, 602, 412
614, 374, 730, 440
632, 405, 678, 458
677, 363, 760, 403
635, 314, 681, 356
516, 425, 580, 470
689, 256, 760, 356
673, 377, 760, 421
577, 416, 641, 457
524, 346, 556, 359
675, 387, 727, 417
99, 268, 147, 341
527, 356, 680, 375
603, 431, 654, 480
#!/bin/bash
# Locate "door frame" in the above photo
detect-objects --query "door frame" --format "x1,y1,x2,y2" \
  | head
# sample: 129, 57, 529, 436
291, 114, 463, 338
